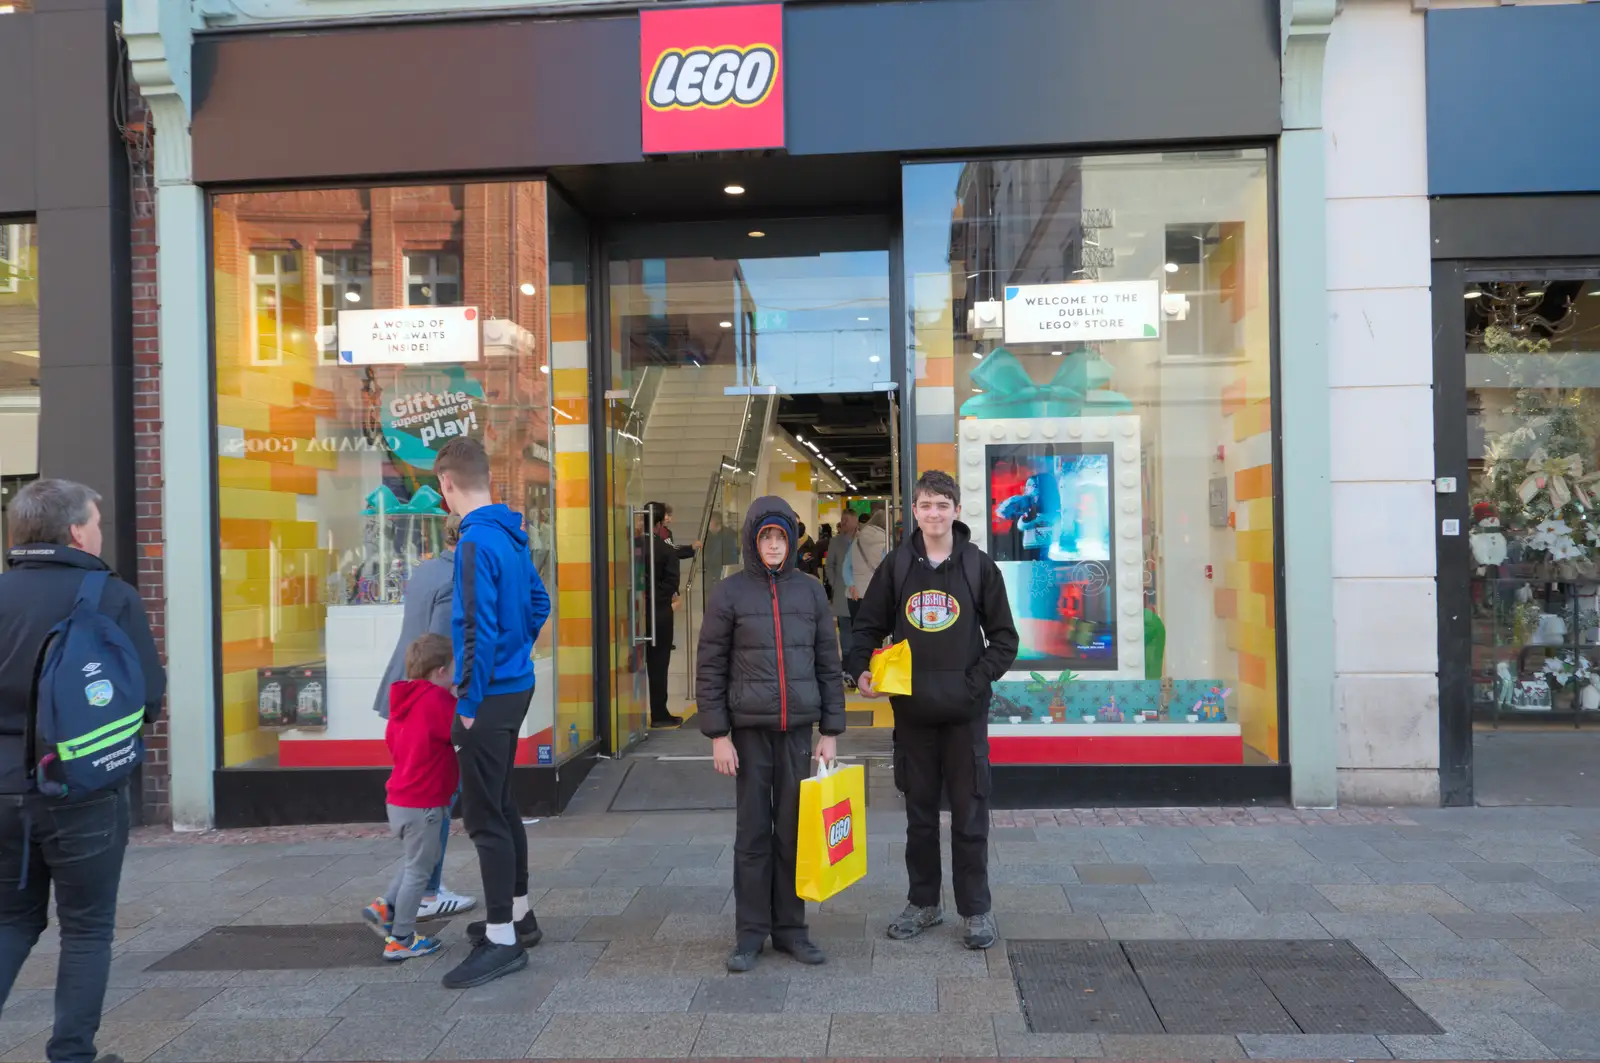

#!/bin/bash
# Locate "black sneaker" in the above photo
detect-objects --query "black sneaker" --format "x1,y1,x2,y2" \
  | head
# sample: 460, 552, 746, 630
651, 714, 683, 729
466, 911, 543, 948
774, 938, 826, 965
725, 947, 760, 973
441, 939, 528, 989
94, 1055, 126, 1063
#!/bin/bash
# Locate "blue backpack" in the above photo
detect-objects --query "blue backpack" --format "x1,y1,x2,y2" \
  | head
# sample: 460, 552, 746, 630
31, 571, 147, 796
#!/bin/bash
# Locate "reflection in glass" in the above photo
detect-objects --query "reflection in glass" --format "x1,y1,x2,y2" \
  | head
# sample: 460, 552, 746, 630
0, 221, 39, 568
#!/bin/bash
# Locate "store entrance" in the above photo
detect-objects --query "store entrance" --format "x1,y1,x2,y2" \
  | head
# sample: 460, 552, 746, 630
599, 216, 901, 798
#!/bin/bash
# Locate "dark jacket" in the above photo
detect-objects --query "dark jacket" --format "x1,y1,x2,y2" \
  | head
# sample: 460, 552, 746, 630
696, 497, 847, 738
846, 521, 1019, 726
452, 505, 551, 719
648, 527, 696, 614
373, 550, 454, 718
0, 544, 166, 794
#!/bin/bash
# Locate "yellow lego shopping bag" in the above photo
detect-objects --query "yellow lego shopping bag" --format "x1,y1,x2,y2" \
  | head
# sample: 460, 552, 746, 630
868, 640, 912, 697
795, 760, 868, 903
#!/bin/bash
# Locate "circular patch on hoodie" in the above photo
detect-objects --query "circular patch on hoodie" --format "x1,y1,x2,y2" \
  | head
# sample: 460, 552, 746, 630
905, 590, 960, 632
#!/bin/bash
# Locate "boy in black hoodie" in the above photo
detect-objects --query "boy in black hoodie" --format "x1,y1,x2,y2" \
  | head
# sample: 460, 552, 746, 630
848, 470, 1018, 950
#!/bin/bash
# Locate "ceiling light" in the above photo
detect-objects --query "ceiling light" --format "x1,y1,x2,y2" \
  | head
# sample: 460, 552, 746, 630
520, 282, 536, 296
857, 316, 870, 322
724, 184, 746, 196
747, 231, 765, 238
539, 365, 549, 374
11, 349, 37, 359
971, 351, 983, 359
344, 281, 361, 303
1164, 262, 1179, 274
1050, 350, 1063, 357
719, 321, 733, 329
1464, 291, 1482, 300
795, 433, 803, 441
869, 355, 880, 364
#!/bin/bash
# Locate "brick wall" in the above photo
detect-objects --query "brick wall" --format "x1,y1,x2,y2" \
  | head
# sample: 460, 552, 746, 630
128, 90, 169, 824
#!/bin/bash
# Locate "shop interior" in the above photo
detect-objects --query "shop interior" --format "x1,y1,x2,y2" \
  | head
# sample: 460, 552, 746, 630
0, 221, 38, 567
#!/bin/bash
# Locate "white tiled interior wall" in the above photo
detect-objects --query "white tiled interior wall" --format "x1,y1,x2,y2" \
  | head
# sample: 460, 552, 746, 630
1324, 0, 1440, 804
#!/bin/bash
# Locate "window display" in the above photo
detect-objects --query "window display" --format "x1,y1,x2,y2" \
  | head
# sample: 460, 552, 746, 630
0, 221, 38, 566
210, 182, 586, 769
903, 151, 1279, 766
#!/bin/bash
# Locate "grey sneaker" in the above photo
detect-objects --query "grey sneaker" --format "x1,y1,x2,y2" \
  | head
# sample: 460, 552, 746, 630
886, 903, 944, 940
963, 912, 998, 950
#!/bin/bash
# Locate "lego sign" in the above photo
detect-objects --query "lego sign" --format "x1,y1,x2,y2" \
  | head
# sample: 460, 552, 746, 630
640, 4, 785, 155
822, 798, 854, 865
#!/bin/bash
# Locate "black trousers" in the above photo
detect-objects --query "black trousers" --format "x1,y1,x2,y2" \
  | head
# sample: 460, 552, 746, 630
454, 688, 532, 924
895, 719, 993, 918
732, 727, 811, 951
0, 785, 129, 1063
647, 607, 675, 722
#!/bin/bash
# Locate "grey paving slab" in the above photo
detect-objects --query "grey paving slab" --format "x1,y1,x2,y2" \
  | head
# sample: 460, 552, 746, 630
653, 913, 736, 942
624, 886, 732, 918
1238, 1032, 1391, 1059
526, 868, 604, 889
1381, 1009, 1557, 1060
1146, 862, 1251, 885
1504, 938, 1600, 976
1530, 861, 1600, 883
1373, 840, 1487, 863
1298, 837, 1391, 862
1099, 1033, 1246, 1058
567, 844, 663, 869
1452, 861, 1548, 884
937, 976, 1021, 1014
782, 975, 938, 1013
1315, 913, 1459, 940
987, 884, 1071, 911
689, 977, 788, 1013
1509, 1012, 1600, 1060
428, 1015, 550, 1060
1356, 862, 1475, 886
1436, 912, 1545, 939
329, 982, 464, 1017
1064, 885, 1152, 914
989, 1013, 1104, 1058
1531, 977, 1600, 1013
1178, 912, 1331, 939
1240, 861, 1376, 884
444, 972, 558, 1016
1544, 879, 1600, 909
303, 1017, 454, 1061
528, 1013, 704, 1058
147, 1018, 339, 1062
1385, 938, 1541, 979
662, 867, 729, 889
805, 912, 866, 938
996, 841, 1110, 864
0, 1024, 47, 1057
103, 988, 225, 1021
591, 867, 673, 888
826, 1012, 1000, 1057
1522, 912, 1600, 937
576, 914, 667, 941
1, 1020, 191, 1063
1460, 837, 1600, 864
988, 863, 1081, 885
1190, 839, 1315, 865
534, 887, 639, 917
1444, 882, 1582, 913
1098, 913, 1191, 939
995, 912, 1107, 939
1316, 883, 1471, 914
1352, 940, 1422, 981
872, 937, 991, 977
1139, 883, 1256, 914
191, 984, 355, 1019
1400, 977, 1565, 1019
540, 976, 700, 1012
691, 1013, 830, 1057
516, 940, 606, 976
1239, 883, 1340, 914
1071, 864, 1154, 886
1097, 839, 1204, 865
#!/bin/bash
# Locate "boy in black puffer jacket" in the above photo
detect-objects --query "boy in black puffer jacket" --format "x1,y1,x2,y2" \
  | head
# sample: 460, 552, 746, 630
697, 497, 847, 973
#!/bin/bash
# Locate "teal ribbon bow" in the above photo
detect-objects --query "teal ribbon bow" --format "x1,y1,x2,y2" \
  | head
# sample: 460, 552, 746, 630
958, 347, 1134, 420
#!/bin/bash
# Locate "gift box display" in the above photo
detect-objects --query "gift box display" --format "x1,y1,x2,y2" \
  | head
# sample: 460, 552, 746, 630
990, 675, 1230, 724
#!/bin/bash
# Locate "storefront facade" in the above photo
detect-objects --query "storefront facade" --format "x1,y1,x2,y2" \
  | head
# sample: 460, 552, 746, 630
130, 0, 1348, 827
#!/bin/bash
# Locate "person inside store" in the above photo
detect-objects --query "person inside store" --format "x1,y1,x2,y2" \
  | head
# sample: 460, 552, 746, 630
433, 438, 551, 990
697, 496, 845, 973
0, 479, 167, 1063
849, 505, 890, 609
848, 469, 1019, 951
645, 502, 700, 729
795, 521, 820, 576
825, 510, 859, 689
702, 510, 740, 593
370, 514, 475, 921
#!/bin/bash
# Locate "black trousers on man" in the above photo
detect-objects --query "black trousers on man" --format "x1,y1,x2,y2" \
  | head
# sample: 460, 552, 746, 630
646, 607, 675, 722
0, 784, 129, 1063
454, 688, 532, 925
895, 719, 992, 917
732, 727, 811, 951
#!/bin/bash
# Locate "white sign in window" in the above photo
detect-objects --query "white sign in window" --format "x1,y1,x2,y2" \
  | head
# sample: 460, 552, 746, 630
337, 307, 481, 366
1003, 280, 1161, 344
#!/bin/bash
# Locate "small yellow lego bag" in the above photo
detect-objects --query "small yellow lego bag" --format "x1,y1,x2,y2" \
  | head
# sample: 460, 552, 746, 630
795, 760, 868, 903
868, 640, 913, 697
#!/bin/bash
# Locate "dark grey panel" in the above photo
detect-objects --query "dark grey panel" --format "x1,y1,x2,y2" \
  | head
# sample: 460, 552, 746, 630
37, 361, 133, 576
785, 0, 1281, 156
1431, 196, 1600, 261
0, 19, 36, 213
146, 924, 393, 970
192, 16, 646, 184
1427, 7, 1600, 195
37, 204, 128, 367
32, 6, 118, 210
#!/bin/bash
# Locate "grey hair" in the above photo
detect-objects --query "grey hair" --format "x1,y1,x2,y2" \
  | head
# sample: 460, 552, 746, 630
8, 479, 101, 547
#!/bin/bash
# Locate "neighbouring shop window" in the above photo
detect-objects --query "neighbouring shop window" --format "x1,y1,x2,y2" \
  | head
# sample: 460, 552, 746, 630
1464, 277, 1600, 727
211, 183, 583, 770
0, 221, 39, 566
903, 150, 1281, 766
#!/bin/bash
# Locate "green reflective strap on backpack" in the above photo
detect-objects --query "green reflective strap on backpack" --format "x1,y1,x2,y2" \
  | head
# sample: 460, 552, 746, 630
58, 707, 145, 761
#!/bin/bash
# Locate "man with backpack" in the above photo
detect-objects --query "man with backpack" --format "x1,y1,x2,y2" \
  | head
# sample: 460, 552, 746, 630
848, 470, 1018, 951
0, 479, 165, 1063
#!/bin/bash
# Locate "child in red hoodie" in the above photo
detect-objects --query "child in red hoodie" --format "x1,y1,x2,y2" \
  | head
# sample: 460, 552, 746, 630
363, 634, 460, 960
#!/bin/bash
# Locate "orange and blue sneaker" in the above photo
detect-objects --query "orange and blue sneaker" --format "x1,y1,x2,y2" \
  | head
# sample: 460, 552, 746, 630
362, 899, 394, 937
384, 933, 443, 962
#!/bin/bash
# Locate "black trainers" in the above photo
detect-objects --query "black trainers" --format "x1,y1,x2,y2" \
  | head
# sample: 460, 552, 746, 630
651, 714, 683, 729
441, 939, 528, 989
963, 912, 999, 950
466, 911, 543, 948
725, 947, 760, 973
774, 938, 826, 965
886, 903, 944, 940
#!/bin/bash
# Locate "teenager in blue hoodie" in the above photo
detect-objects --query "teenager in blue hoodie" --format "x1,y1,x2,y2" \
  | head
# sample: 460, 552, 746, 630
432, 438, 551, 990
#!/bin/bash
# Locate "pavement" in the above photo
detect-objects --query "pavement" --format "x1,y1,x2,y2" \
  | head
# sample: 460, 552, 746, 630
10, 792, 1600, 1061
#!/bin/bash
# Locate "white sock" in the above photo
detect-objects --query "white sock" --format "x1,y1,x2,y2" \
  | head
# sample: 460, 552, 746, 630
486, 922, 516, 946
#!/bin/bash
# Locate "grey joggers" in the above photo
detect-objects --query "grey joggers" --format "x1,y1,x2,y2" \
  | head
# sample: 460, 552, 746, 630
383, 804, 448, 940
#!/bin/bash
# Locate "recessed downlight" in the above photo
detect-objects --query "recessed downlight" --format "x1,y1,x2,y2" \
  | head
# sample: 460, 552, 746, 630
1164, 262, 1180, 274
719, 320, 733, 329
520, 282, 537, 296
748, 230, 765, 238
1464, 291, 1482, 300
724, 184, 746, 196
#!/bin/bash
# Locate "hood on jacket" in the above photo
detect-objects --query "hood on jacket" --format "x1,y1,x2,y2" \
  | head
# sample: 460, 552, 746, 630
460, 504, 529, 551
388, 678, 445, 725
742, 496, 800, 579
909, 519, 974, 565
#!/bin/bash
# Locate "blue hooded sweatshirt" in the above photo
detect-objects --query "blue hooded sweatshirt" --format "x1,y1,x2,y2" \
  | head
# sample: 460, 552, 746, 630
451, 504, 551, 718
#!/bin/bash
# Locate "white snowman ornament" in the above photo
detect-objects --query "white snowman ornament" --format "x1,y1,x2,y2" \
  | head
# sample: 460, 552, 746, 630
1470, 515, 1508, 571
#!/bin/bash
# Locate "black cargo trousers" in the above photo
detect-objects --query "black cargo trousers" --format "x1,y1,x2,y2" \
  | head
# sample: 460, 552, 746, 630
894, 717, 992, 918
731, 727, 812, 952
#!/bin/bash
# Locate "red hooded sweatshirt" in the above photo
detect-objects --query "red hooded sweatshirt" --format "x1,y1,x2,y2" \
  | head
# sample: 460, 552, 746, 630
385, 679, 459, 808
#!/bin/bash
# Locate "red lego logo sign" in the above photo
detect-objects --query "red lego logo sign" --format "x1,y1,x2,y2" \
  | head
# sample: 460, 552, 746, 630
823, 798, 854, 865
640, 4, 785, 155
